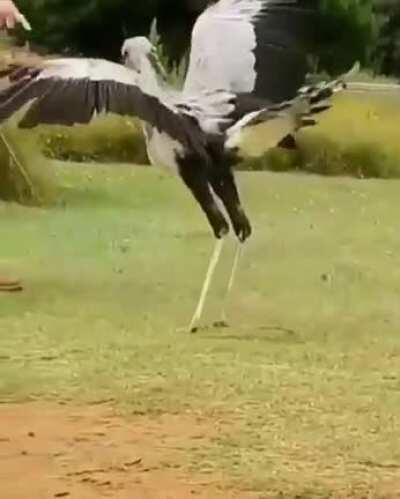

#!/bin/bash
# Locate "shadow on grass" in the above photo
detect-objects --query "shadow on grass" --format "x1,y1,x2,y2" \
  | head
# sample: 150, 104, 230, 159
199, 324, 305, 344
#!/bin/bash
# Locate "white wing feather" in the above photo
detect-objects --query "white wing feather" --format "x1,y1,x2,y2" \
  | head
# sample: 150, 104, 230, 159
36, 58, 140, 86
184, 0, 303, 96
184, 0, 266, 95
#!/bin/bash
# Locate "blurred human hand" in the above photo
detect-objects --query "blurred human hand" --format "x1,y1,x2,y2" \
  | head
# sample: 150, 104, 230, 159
0, 0, 30, 30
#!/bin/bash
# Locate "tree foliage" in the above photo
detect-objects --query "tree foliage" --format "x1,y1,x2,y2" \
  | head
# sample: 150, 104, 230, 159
316, 0, 381, 73
11, 0, 400, 77
375, 0, 400, 76
15, 0, 203, 60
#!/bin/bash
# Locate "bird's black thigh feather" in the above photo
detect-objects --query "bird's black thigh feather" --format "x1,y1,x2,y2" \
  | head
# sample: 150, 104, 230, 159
208, 170, 252, 243
206, 140, 252, 243
178, 155, 229, 239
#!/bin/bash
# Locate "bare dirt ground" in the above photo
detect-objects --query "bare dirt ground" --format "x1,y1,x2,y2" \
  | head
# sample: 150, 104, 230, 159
0, 402, 251, 499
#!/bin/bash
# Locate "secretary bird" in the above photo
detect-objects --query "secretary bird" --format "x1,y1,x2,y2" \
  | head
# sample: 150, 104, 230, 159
0, 0, 346, 332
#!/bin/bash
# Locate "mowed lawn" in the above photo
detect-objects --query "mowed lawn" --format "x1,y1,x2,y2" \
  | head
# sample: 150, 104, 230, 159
2, 164, 400, 496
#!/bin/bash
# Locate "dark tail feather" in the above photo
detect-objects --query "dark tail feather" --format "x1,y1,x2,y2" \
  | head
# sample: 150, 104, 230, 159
295, 78, 346, 130
278, 134, 297, 150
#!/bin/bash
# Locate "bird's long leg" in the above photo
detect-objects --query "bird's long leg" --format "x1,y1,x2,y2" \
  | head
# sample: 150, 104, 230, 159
209, 169, 251, 328
188, 237, 225, 333
178, 159, 230, 333
218, 241, 244, 327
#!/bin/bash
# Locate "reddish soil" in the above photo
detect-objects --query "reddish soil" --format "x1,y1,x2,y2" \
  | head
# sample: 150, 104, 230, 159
0, 402, 252, 499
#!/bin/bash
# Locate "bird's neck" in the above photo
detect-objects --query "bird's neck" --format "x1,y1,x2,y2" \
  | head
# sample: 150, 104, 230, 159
138, 57, 167, 98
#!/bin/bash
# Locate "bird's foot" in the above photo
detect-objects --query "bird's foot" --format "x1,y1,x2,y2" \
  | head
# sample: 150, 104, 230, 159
0, 277, 23, 293
176, 323, 203, 334
213, 320, 230, 329
0, 286, 23, 293
177, 321, 230, 334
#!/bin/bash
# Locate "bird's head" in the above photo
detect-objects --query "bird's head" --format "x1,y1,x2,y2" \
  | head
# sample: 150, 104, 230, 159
121, 36, 167, 82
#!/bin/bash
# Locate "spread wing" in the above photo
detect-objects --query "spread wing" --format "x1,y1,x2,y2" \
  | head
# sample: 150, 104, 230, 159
184, 0, 316, 103
0, 57, 208, 157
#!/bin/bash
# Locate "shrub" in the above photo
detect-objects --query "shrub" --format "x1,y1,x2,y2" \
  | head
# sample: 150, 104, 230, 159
40, 116, 148, 165
0, 124, 57, 205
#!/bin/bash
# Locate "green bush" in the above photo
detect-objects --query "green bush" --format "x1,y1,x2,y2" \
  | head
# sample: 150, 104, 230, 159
0, 123, 56, 205
39, 115, 148, 165
240, 132, 400, 179
299, 133, 400, 178
242, 148, 301, 173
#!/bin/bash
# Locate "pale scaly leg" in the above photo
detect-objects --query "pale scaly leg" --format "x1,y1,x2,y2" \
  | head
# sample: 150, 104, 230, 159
215, 241, 244, 328
188, 238, 225, 333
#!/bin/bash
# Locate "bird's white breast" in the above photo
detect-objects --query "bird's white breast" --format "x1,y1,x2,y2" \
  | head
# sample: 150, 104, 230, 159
143, 125, 183, 175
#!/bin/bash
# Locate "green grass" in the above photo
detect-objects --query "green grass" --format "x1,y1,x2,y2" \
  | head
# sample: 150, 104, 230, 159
1, 164, 400, 496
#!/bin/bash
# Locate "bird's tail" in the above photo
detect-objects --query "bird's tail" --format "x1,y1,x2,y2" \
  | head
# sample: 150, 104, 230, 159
225, 76, 348, 151
294, 77, 348, 129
